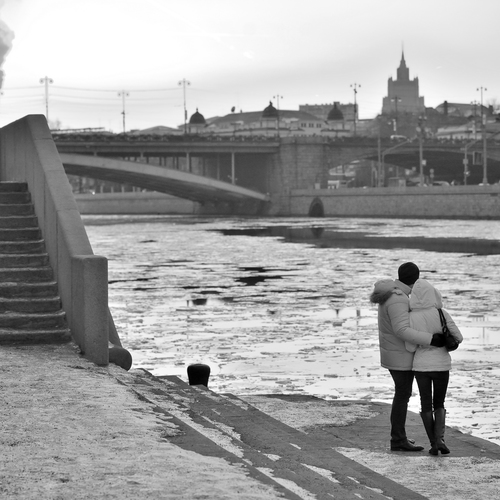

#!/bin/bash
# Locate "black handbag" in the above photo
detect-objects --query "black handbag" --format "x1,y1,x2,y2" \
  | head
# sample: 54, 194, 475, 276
438, 308, 459, 352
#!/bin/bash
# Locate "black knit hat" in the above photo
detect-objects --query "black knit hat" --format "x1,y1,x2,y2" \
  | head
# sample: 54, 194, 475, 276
398, 262, 420, 286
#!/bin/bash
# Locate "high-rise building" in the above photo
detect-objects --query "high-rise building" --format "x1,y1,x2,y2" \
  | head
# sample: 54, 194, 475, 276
382, 52, 425, 115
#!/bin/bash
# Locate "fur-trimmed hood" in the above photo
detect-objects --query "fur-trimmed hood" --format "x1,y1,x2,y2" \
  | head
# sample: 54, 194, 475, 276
369, 279, 404, 305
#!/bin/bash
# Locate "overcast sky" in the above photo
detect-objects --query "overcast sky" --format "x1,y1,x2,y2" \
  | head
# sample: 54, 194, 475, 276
0, 0, 498, 132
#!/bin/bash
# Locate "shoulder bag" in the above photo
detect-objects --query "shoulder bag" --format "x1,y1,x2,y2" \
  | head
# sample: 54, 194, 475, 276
438, 308, 459, 352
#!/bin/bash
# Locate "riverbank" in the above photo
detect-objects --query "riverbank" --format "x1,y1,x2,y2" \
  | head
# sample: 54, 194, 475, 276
2, 340, 500, 500
74, 185, 500, 219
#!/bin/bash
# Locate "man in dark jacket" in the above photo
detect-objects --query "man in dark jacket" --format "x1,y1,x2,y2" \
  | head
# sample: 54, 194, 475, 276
370, 262, 446, 451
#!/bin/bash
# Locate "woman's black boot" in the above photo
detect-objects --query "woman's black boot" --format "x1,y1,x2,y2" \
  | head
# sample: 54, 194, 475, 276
420, 411, 438, 455
434, 408, 450, 455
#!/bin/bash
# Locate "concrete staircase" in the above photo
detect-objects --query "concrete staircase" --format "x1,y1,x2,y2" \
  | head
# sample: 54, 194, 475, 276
0, 181, 71, 343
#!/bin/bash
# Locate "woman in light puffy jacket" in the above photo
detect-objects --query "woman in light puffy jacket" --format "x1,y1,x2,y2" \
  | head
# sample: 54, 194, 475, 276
406, 278, 463, 456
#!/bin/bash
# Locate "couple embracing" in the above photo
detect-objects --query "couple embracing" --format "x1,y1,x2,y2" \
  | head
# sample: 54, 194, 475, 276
370, 262, 463, 455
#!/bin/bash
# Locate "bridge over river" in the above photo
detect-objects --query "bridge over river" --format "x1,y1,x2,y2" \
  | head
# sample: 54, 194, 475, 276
54, 133, 500, 217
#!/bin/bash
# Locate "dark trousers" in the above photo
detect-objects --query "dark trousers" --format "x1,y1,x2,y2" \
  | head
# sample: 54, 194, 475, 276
414, 371, 449, 413
389, 370, 414, 445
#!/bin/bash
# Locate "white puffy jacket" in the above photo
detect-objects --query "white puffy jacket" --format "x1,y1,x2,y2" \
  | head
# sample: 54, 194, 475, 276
406, 279, 463, 372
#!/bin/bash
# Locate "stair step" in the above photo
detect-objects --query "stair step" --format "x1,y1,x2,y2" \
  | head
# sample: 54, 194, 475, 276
0, 182, 28, 193
0, 327, 71, 344
0, 228, 41, 241
0, 216, 38, 228
0, 310, 67, 329
0, 182, 71, 345
0, 240, 45, 254
0, 267, 53, 282
0, 192, 31, 204
0, 204, 35, 216
0, 254, 49, 268
0, 281, 59, 298
0, 297, 61, 313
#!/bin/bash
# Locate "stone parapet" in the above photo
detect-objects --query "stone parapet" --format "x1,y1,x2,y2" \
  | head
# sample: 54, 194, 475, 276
0, 115, 119, 365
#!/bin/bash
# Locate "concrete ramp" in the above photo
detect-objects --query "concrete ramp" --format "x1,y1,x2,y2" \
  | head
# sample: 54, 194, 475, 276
113, 369, 500, 500
59, 153, 270, 204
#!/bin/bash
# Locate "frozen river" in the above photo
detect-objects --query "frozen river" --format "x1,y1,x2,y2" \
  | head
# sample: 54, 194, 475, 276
83, 215, 500, 446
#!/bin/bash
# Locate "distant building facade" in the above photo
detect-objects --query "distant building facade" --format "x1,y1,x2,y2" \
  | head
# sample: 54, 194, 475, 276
435, 101, 488, 119
382, 52, 425, 115
187, 102, 353, 137
299, 102, 356, 122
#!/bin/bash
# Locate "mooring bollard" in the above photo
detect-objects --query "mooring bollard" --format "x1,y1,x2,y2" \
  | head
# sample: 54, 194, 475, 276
187, 363, 211, 387
109, 345, 133, 371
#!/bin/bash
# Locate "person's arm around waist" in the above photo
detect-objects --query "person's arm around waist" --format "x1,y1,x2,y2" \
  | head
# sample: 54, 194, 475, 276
387, 299, 434, 345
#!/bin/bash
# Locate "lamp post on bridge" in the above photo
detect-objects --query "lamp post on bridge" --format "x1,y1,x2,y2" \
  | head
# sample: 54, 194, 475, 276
417, 115, 427, 186
118, 90, 129, 133
179, 78, 191, 135
477, 86, 488, 184
391, 96, 402, 134
350, 83, 360, 136
470, 100, 479, 141
39, 76, 53, 123
273, 94, 283, 137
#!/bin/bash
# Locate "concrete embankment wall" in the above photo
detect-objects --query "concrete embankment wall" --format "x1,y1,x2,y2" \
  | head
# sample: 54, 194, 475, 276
0, 115, 119, 365
274, 185, 500, 218
75, 192, 197, 215
72, 186, 500, 219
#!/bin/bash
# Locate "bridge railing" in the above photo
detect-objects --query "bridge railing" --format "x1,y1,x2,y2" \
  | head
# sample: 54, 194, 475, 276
0, 115, 122, 365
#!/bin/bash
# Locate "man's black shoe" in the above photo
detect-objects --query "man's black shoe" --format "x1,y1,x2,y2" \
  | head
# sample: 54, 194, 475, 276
391, 441, 424, 452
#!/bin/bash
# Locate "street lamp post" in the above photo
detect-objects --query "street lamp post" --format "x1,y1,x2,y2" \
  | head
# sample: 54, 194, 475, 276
377, 118, 382, 187
477, 86, 488, 184
39, 76, 53, 122
350, 83, 360, 136
417, 115, 426, 186
391, 96, 402, 134
117, 90, 129, 133
273, 94, 283, 137
178, 78, 191, 134
463, 143, 470, 186
470, 100, 479, 141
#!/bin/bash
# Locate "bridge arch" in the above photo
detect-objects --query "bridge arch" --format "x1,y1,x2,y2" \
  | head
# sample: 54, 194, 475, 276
59, 153, 269, 205
309, 197, 324, 217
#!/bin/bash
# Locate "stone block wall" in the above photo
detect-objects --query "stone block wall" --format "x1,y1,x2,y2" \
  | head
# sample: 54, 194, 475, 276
283, 185, 500, 219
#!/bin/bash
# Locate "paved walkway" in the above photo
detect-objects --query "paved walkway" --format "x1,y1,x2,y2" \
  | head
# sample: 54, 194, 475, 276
1, 341, 499, 499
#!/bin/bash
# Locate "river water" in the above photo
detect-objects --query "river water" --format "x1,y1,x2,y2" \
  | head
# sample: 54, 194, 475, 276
83, 215, 500, 446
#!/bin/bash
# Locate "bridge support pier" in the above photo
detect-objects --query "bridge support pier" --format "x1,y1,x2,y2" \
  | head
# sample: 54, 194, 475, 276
231, 152, 236, 184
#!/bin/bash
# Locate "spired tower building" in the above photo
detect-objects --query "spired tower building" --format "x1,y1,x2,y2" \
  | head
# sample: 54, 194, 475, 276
382, 51, 425, 115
